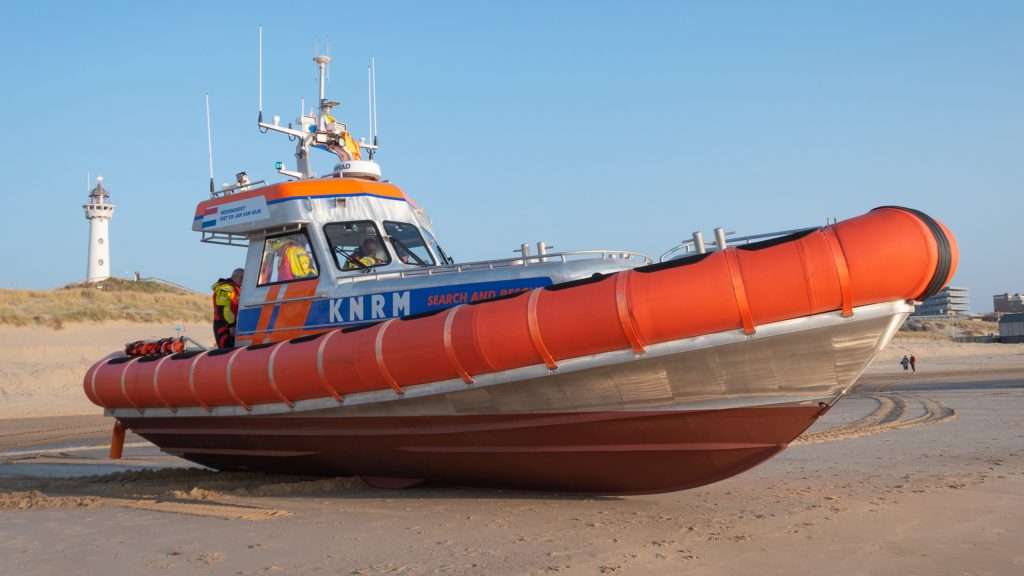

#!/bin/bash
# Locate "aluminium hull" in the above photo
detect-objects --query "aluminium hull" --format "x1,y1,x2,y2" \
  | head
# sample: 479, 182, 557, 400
118, 301, 910, 494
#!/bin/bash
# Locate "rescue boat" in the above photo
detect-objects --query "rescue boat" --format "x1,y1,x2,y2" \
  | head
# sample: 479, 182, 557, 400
83, 50, 958, 494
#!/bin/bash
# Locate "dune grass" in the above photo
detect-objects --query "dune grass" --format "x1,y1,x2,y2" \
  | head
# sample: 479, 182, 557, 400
899, 317, 999, 340
0, 279, 208, 329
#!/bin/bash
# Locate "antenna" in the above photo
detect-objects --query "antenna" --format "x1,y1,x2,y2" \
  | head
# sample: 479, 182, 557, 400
367, 63, 372, 156
258, 25, 263, 123
371, 56, 378, 153
313, 39, 319, 84
205, 93, 215, 194
314, 54, 331, 105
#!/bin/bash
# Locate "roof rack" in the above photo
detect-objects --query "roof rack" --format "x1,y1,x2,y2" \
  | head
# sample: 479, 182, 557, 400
660, 227, 818, 262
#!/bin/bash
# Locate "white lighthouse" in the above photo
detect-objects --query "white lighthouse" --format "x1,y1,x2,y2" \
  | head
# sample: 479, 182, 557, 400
83, 176, 116, 282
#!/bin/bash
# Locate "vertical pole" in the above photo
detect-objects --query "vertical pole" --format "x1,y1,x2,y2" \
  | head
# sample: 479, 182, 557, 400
109, 420, 125, 459
368, 63, 372, 146
371, 57, 378, 144
692, 231, 706, 254
318, 60, 326, 102
514, 243, 531, 265
258, 25, 263, 117
205, 93, 214, 195
537, 241, 552, 262
714, 227, 727, 251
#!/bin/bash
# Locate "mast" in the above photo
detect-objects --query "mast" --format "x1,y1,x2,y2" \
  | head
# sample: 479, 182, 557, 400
256, 29, 381, 181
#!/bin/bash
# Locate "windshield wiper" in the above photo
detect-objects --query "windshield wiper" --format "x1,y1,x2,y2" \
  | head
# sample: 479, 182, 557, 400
390, 236, 429, 267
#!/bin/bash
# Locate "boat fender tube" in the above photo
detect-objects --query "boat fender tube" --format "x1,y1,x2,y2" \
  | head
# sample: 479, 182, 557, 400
872, 206, 953, 301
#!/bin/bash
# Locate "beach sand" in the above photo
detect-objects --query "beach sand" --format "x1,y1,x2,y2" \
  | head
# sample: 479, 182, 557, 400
0, 322, 210, 419
1, 324, 1022, 575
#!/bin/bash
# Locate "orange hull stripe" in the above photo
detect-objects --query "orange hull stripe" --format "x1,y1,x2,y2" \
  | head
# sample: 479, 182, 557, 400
195, 180, 408, 216
251, 285, 282, 345
264, 280, 318, 342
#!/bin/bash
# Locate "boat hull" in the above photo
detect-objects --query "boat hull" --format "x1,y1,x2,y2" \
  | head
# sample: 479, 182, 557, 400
116, 301, 909, 493
122, 405, 824, 494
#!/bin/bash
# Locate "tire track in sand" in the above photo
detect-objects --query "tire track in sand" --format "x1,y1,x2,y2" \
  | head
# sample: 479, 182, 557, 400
793, 393, 956, 445
0, 424, 111, 452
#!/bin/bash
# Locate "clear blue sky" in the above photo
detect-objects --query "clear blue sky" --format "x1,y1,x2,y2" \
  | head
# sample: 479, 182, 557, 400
1, 1, 1020, 311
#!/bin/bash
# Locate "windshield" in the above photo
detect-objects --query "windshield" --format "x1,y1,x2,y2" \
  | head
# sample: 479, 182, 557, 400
421, 228, 452, 265
383, 221, 436, 267
323, 221, 392, 271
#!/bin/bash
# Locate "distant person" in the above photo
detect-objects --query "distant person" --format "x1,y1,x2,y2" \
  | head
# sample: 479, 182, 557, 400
909, 355, 916, 373
900, 355, 910, 372
212, 268, 243, 348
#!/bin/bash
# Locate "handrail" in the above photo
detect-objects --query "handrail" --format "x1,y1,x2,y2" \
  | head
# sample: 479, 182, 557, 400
200, 231, 250, 247
331, 249, 653, 286
210, 180, 269, 198
659, 227, 818, 262
201, 223, 307, 247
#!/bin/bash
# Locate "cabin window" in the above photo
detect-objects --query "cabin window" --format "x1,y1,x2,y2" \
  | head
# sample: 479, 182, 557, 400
257, 231, 320, 286
383, 221, 436, 267
323, 221, 392, 271
422, 228, 453, 265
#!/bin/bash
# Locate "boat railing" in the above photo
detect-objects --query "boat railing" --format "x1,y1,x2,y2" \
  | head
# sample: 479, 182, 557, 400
338, 250, 653, 286
659, 227, 818, 262
201, 223, 306, 247
209, 179, 269, 198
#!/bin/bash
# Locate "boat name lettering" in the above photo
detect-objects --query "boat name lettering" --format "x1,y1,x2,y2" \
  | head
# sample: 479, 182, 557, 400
201, 196, 271, 229
426, 286, 530, 306
328, 291, 411, 323
247, 278, 554, 333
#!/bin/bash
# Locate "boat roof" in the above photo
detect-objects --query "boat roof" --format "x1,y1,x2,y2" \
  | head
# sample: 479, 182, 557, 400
193, 178, 412, 220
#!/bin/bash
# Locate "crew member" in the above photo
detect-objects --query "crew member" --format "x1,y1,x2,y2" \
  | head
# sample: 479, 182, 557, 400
212, 268, 244, 348
345, 237, 382, 269
261, 235, 317, 282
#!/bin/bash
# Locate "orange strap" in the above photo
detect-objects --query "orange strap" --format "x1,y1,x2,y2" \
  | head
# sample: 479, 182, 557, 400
315, 331, 344, 401
527, 289, 558, 370
187, 351, 212, 412
151, 354, 177, 413
225, 347, 251, 411
723, 249, 756, 335
375, 319, 404, 394
615, 271, 646, 354
822, 228, 854, 317
267, 342, 295, 408
444, 306, 474, 384
469, 304, 497, 372
120, 357, 144, 414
